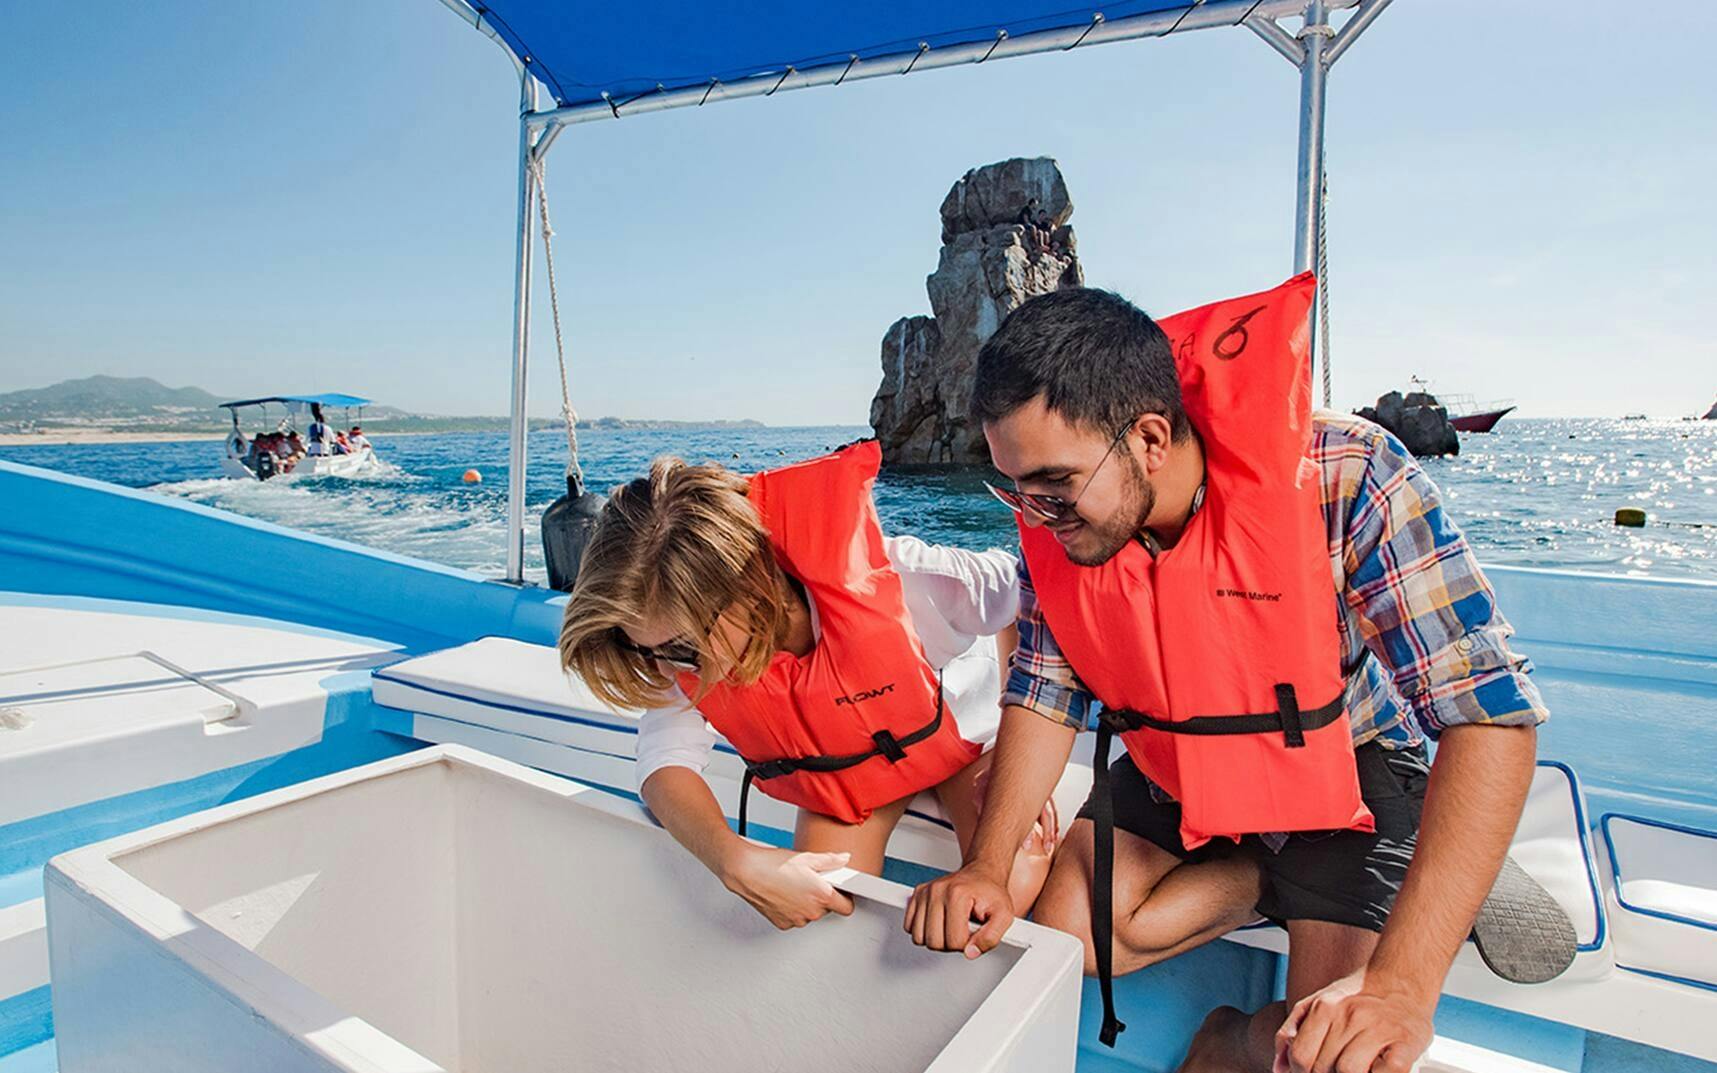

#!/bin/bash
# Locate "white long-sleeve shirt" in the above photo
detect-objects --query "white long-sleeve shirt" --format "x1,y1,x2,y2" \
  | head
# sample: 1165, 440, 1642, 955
634, 534, 1019, 791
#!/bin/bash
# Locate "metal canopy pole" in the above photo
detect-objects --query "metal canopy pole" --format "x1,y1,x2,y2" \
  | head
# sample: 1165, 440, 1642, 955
1292, 1, 1330, 279
1293, 0, 1332, 406
504, 74, 542, 584
1258, 0, 1393, 407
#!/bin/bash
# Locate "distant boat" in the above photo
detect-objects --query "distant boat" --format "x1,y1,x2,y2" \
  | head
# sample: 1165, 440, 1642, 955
1406, 378, 1516, 433
219, 392, 377, 480
1448, 404, 1517, 433
1622, 413, 1648, 421
1439, 391, 1516, 433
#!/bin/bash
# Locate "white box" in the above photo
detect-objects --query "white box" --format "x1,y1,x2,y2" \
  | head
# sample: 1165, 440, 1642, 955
45, 745, 1083, 1073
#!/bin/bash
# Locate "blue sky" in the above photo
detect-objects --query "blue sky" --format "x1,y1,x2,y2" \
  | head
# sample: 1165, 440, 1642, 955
2, 2, 1713, 423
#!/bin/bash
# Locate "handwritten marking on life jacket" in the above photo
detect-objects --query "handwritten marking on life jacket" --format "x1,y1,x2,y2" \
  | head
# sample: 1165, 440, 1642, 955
1215, 587, 1282, 602
835, 683, 896, 706
1212, 305, 1268, 360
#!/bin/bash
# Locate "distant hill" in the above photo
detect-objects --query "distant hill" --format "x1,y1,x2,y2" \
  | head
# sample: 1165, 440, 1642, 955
0, 376, 767, 434
0, 375, 221, 421
0, 376, 403, 433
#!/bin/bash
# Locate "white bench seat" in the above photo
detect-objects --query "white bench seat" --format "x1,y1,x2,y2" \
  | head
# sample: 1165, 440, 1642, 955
1602, 814, 1717, 992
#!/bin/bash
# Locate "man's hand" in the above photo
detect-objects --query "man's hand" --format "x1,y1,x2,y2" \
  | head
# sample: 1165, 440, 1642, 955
721, 845, 855, 931
905, 862, 1015, 959
1275, 967, 1434, 1073
907, 704, 1076, 957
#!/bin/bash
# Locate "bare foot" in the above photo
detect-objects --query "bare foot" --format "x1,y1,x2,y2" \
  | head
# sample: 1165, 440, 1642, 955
1008, 797, 1059, 915
1179, 1006, 1252, 1073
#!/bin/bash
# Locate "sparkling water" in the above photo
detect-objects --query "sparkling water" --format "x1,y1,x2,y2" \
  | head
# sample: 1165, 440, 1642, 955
4, 418, 1714, 583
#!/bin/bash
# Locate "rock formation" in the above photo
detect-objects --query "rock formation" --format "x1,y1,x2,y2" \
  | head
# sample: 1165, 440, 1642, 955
870, 158, 1084, 466
1356, 390, 1461, 457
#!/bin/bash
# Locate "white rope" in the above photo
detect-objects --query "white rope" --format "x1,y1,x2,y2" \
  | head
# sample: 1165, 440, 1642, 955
1317, 165, 1332, 408
528, 155, 583, 483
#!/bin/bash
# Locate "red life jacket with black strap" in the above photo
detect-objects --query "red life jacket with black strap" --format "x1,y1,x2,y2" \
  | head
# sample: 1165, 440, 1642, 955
1017, 274, 1373, 1046
679, 440, 981, 830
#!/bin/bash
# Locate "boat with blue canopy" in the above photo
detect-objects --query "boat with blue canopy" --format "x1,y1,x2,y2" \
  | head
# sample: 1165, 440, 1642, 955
2, 2, 1715, 1071
216, 393, 377, 480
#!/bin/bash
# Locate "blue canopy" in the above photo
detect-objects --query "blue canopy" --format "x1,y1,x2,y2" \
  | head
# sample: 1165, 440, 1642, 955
219, 394, 372, 409
470, 2, 1217, 109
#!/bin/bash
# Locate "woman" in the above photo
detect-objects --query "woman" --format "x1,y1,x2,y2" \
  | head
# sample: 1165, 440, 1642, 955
561, 440, 1056, 931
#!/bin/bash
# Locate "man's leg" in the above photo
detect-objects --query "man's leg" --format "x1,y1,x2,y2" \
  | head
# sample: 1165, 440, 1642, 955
1034, 817, 1263, 976
1180, 743, 1430, 1073
1180, 921, 1380, 1073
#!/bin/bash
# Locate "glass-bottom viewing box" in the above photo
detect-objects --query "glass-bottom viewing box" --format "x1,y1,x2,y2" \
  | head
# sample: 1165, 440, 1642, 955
45, 745, 1083, 1072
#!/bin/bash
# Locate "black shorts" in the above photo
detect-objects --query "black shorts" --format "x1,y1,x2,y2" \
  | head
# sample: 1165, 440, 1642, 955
1076, 741, 1430, 933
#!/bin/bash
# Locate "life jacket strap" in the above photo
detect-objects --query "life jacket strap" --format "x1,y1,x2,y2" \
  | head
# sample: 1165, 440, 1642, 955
1091, 719, 1127, 1048
736, 674, 944, 837
1099, 685, 1343, 749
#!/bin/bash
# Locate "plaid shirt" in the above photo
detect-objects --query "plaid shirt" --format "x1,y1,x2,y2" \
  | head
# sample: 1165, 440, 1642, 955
1004, 412, 1549, 748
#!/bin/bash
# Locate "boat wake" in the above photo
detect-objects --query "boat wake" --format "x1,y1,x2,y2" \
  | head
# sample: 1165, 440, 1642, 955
148, 468, 538, 579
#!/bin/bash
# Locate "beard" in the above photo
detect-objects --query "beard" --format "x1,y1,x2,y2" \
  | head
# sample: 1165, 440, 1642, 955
1065, 452, 1156, 567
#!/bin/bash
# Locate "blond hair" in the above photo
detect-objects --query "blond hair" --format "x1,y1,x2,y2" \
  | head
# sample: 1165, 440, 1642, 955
559, 457, 790, 710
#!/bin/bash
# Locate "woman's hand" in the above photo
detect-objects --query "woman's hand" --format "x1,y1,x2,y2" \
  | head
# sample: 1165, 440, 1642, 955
721, 845, 856, 930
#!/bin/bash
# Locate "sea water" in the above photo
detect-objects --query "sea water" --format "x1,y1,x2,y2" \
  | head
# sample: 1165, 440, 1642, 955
4, 418, 1714, 583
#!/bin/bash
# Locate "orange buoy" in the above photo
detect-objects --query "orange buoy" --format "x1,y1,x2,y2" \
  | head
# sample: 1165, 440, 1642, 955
462, 469, 482, 484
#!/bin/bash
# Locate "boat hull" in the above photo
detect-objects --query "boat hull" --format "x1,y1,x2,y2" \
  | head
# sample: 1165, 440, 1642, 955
1450, 406, 1516, 433
223, 446, 376, 480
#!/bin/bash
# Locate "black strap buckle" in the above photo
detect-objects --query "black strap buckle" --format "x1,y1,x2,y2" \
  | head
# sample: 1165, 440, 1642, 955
1275, 683, 1306, 748
747, 759, 795, 781
1098, 707, 1147, 734
870, 728, 908, 763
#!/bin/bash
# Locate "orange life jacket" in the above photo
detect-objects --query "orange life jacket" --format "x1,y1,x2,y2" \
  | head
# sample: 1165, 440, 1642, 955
1020, 273, 1371, 846
680, 440, 981, 829
1017, 275, 1374, 1046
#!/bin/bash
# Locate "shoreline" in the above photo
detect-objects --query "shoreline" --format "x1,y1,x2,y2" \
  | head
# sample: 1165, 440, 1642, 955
0, 425, 789, 447
0, 428, 483, 447
0, 430, 227, 447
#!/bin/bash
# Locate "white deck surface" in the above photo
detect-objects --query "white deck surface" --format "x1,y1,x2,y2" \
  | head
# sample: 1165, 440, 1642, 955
0, 594, 405, 1013
0, 594, 402, 828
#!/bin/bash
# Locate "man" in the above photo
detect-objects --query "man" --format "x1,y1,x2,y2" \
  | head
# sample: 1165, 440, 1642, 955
904, 283, 1553, 1073
306, 403, 331, 457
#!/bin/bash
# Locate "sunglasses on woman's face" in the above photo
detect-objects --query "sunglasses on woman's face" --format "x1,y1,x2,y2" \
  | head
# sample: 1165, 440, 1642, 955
984, 422, 1133, 524
615, 632, 701, 671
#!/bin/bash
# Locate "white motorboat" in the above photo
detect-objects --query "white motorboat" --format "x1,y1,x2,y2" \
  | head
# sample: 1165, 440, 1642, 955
218, 393, 377, 481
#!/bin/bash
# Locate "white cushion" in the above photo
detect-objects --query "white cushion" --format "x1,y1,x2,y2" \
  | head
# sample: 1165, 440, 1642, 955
1603, 814, 1717, 988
